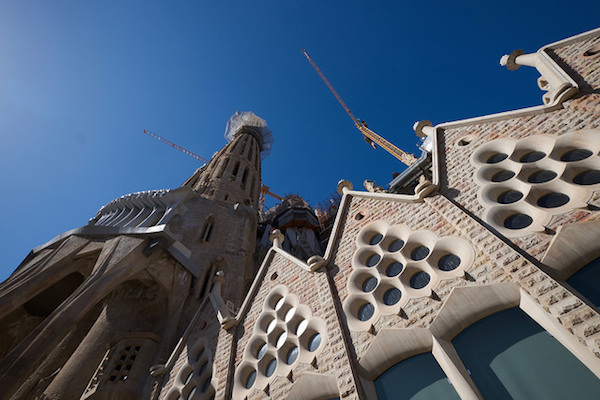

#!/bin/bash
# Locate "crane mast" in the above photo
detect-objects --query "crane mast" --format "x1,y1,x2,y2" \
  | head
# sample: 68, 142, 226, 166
143, 129, 209, 164
301, 49, 417, 167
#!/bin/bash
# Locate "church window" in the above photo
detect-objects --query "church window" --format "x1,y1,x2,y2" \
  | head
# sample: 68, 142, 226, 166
245, 370, 257, 389
200, 216, 214, 242
241, 167, 249, 189
491, 170, 515, 182
560, 148, 593, 161
265, 358, 277, 377
307, 333, 322, 352
369, 233, 384, 245
452, 307, 600, 399
362, 277, 378, 292
486, 153, 508, 163
386, 262, 403, 277
519, 151, 546, 163
168, 339, 214, 400
527, 170, 557, 183
567, 257, 600, 307
230, 161, 240, 181
383, 288, 402, 305
537, 192, 570, 208
286, 346, 299, 364
503, 213, 533, 230
216, 158, 229, 179
388, 239, 404, 252
573, 170, 600, 185
365, 254, 380, 267
438, 254, 461, 271
374, 353, 459, 400
358, 303, 375, 321
497, 190, 523, 204
411, 246, 430, 261
409, 271, 430, 289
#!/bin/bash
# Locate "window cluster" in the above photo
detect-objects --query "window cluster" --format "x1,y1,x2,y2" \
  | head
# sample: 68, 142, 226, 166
167, 339, 214, 400
343, 221, 474, 331
471, 129, 600, 236
234, 285, 326, 397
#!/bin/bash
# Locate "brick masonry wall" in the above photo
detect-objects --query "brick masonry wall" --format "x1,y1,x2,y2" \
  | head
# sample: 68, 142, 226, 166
232, 250, 361, 399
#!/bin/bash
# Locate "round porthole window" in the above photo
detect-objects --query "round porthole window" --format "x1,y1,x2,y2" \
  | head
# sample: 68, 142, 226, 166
265, 359, 277, 377
528, 170, 557, 183
519, 151, 545, 163
438, 254, 461, 271
537, 193, 569, 208
358, 303, 375, 321
308, 333, 322, 352
366, 254, 381, 267
386, 262, 403, 277
286, 346, 299, 365
388, 239, 405, 252
487, 153, 508, 163
362, 276, 378, 292
573, 170, 600, 185
497, 190, 523, 204
503, 213, 533, 230
245, 370, 257, 389
383, 288, 402, 305
410, 271, 430, 289
560, 149, 593, 162
256, 343, 267, 360
369, 233, 384, 245
491, 170, 515, 182
411, 246, 430, 261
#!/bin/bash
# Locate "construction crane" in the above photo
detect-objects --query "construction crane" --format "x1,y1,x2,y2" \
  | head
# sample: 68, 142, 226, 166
301, 49, 417, 167
143, 129, 209, 164
143, 129, 284, 209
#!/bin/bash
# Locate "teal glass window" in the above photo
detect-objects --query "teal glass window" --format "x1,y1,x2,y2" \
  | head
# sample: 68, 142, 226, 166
568, 257, 600, 308
375, 353, 459, 400
453, 307, 600, 399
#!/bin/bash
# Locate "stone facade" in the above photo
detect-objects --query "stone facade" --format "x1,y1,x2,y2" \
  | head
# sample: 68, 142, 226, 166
1, 29, 600, 399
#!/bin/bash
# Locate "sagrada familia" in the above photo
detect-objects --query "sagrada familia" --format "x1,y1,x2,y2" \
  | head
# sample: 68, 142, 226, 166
1, 28, 600, 400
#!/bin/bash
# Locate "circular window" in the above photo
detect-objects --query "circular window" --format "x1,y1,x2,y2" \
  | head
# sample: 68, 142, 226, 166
256, 343, 267, 360
491, 170, 515, 182
486, 153, 508, 164
560, 149, 593, 162
528, 170, 557, 183
497, 190, 523, 204
245, 370, 257, 389
369, 233, 384, 245
438, 254, 461, 271
366, 254, 381, 267
265, 359, 277, 377
386, 262, 403, 277
187, 386, 197, 399
503, 214, 533, 230
383, 288, 402, 305
388, 239, 405, 252
573, 170, 600, 185
284, 308, 295, 322
410, 271, 431, 289
274, 297, 285, 311
286, 346, 299, 365
519, 151, 545, 163
411, 246, 430, 261
276, 332, 287, 349
362, 276, 378, 292
266, 319, 277, 334
358, 303, 375, 321
537, 193, 569, 208
183, 370, 193, 385
308, 333, 322, 352
296, 320, 308, 336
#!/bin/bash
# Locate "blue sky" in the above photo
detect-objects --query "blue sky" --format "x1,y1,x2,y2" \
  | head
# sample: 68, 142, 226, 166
1, 1, 599, 281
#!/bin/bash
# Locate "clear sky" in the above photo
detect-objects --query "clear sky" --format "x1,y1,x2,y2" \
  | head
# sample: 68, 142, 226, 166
1, 1, 599, 281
